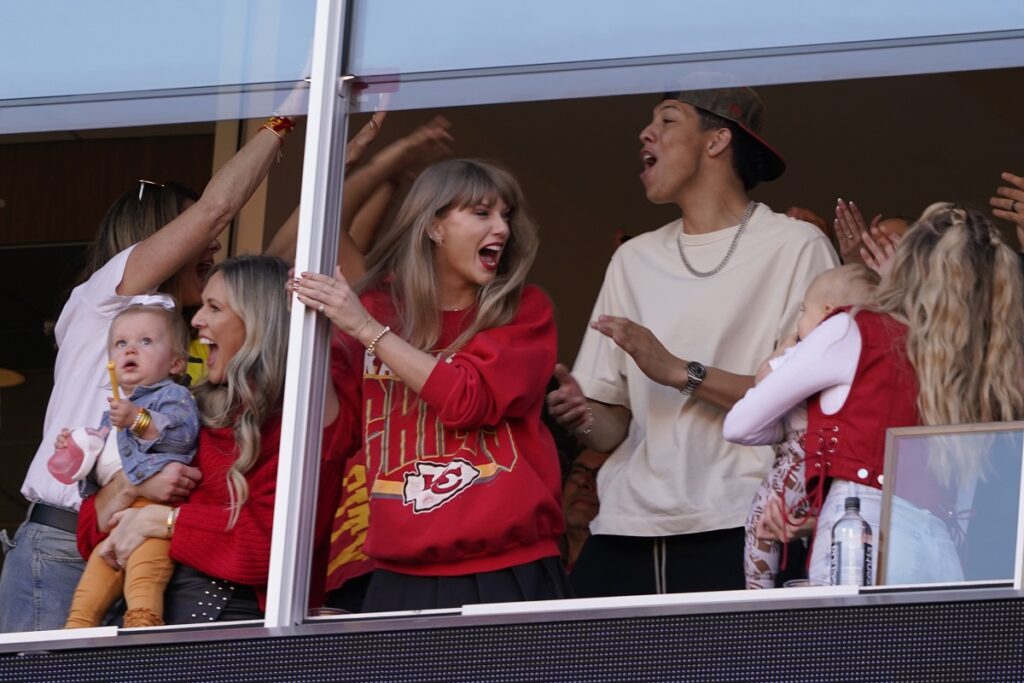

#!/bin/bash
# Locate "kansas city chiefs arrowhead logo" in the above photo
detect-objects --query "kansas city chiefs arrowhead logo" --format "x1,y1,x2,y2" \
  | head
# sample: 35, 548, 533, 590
402, 458, 480, 513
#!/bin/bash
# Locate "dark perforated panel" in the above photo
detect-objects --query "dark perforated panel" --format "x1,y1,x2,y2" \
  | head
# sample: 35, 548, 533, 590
3, 599, 1023, 682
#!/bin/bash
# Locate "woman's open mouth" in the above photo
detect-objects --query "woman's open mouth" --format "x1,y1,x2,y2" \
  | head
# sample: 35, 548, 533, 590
479, 244, 503, 271
199, 337, 218, 368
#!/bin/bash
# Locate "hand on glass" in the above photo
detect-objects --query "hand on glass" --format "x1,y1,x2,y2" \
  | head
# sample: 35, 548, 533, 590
293, 266, 374, 339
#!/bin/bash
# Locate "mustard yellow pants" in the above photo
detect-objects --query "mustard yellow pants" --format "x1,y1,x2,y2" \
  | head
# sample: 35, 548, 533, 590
65, 498, 174, 628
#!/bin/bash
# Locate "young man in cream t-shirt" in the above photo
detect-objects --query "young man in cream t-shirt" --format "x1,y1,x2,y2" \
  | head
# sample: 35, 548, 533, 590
548, 87, 838, 596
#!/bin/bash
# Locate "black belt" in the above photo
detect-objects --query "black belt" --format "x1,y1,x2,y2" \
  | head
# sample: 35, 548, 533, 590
29, 503, 78, 534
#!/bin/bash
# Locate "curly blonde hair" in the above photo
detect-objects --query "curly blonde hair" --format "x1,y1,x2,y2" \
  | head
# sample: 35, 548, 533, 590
871, 203, 1024, 484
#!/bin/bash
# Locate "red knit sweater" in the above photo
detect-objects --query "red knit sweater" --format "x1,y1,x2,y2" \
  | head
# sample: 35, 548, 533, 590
330, 285, 564, 577
79, 412, 348, 611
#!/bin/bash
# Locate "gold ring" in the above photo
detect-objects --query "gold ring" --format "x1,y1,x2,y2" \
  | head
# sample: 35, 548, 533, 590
845, 233, 854, 240
318, 303, 325, 313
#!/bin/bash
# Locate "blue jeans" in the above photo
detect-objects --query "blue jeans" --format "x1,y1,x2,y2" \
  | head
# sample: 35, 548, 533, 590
809, 480, 964, 586
0, 516, 86, 633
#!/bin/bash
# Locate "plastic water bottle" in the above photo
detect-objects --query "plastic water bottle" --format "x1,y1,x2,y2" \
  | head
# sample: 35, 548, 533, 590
830, 496, 873, 586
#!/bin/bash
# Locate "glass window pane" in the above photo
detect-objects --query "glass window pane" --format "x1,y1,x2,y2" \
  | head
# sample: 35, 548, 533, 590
0, 114, 308, 642
348, 0, 1024, 76
1, 1, 315, 100
880, 426, 1024, 586
315, 65, 1024, 622
0, 1, 315, 134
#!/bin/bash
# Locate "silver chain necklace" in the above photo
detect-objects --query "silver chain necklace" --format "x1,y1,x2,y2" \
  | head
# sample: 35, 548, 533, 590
676, 201, 757, 277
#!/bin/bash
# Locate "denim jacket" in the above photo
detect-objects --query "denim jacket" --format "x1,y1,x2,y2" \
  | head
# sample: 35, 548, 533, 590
80, 379, 199, 497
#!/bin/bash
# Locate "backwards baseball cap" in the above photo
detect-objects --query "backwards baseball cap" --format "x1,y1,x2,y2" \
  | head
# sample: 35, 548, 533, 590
662, 87, 786, 183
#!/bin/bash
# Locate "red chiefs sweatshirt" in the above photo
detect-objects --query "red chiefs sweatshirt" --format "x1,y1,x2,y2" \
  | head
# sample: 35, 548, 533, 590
330, 285, 564, 577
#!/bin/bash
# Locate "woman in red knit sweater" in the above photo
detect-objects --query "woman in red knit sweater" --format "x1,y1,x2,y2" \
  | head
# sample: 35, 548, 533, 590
294, 159, 569, 611
79, 255, 347, 623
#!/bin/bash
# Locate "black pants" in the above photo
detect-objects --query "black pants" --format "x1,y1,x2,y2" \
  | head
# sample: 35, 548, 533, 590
570, 528, 746, 598
163, 565, 262, 624
102, 565, 262, 626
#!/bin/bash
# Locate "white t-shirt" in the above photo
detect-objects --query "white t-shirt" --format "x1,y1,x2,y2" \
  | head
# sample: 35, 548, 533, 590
21, 246, 173, 511
573, 204, 839, 537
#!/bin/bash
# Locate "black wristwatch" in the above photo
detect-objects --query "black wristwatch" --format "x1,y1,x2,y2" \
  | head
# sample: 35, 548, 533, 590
681, 360, 707, 396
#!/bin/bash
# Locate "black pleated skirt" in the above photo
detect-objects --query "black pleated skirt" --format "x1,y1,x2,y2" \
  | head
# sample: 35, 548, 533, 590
361, 556, 572, 612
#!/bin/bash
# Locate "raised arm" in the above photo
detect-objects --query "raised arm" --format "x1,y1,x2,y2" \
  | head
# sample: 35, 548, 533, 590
119, 122, 289, 296
339, 116, 452, 234
348, 181, 398, 254
265, 115, 451, 276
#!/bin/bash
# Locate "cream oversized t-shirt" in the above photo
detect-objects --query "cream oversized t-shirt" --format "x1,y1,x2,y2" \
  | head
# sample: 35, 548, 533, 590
573, 204, 838, 537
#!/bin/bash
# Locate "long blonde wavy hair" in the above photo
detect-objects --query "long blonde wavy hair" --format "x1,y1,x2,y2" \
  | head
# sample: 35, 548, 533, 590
871, 202, 1024, 484
357, 159, 539, 353
192, 255, 290, 528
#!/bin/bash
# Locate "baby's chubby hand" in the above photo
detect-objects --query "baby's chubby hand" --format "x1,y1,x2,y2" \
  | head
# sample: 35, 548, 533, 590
107, 398, 140, 430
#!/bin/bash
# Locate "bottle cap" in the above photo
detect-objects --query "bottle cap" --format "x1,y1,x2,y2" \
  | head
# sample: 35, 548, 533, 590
844, 496, 860, 511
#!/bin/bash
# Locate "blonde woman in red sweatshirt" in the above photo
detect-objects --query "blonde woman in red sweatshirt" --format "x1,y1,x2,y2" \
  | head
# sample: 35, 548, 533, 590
295, 159, 568, 611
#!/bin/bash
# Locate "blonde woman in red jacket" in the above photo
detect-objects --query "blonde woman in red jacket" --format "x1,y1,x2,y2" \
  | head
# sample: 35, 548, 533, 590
725, 204, 1024, 585
295, 159, 568, 611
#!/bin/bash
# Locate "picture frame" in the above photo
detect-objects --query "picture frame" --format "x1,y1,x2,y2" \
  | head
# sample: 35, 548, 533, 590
877, 421, 1024, 588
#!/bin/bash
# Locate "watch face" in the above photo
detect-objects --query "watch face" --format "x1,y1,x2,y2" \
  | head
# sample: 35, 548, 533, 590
689, 361, 707, 381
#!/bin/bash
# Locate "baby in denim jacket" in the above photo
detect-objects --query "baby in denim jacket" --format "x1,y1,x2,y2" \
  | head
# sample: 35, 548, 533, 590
49, 302, 199, 628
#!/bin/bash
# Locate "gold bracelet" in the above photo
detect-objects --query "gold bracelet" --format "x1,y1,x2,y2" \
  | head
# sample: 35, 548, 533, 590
131, 408, 152, 437
165, 507, 177, 539
366, 325, 391, 358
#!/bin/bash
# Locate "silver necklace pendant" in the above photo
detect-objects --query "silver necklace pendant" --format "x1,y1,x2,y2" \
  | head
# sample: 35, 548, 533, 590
676, 201, 757, 278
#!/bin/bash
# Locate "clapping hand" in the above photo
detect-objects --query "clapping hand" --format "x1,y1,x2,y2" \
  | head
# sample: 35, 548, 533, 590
834, 199, 880, 265
990, 171, 1024, 249
859, 226, 902, 276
